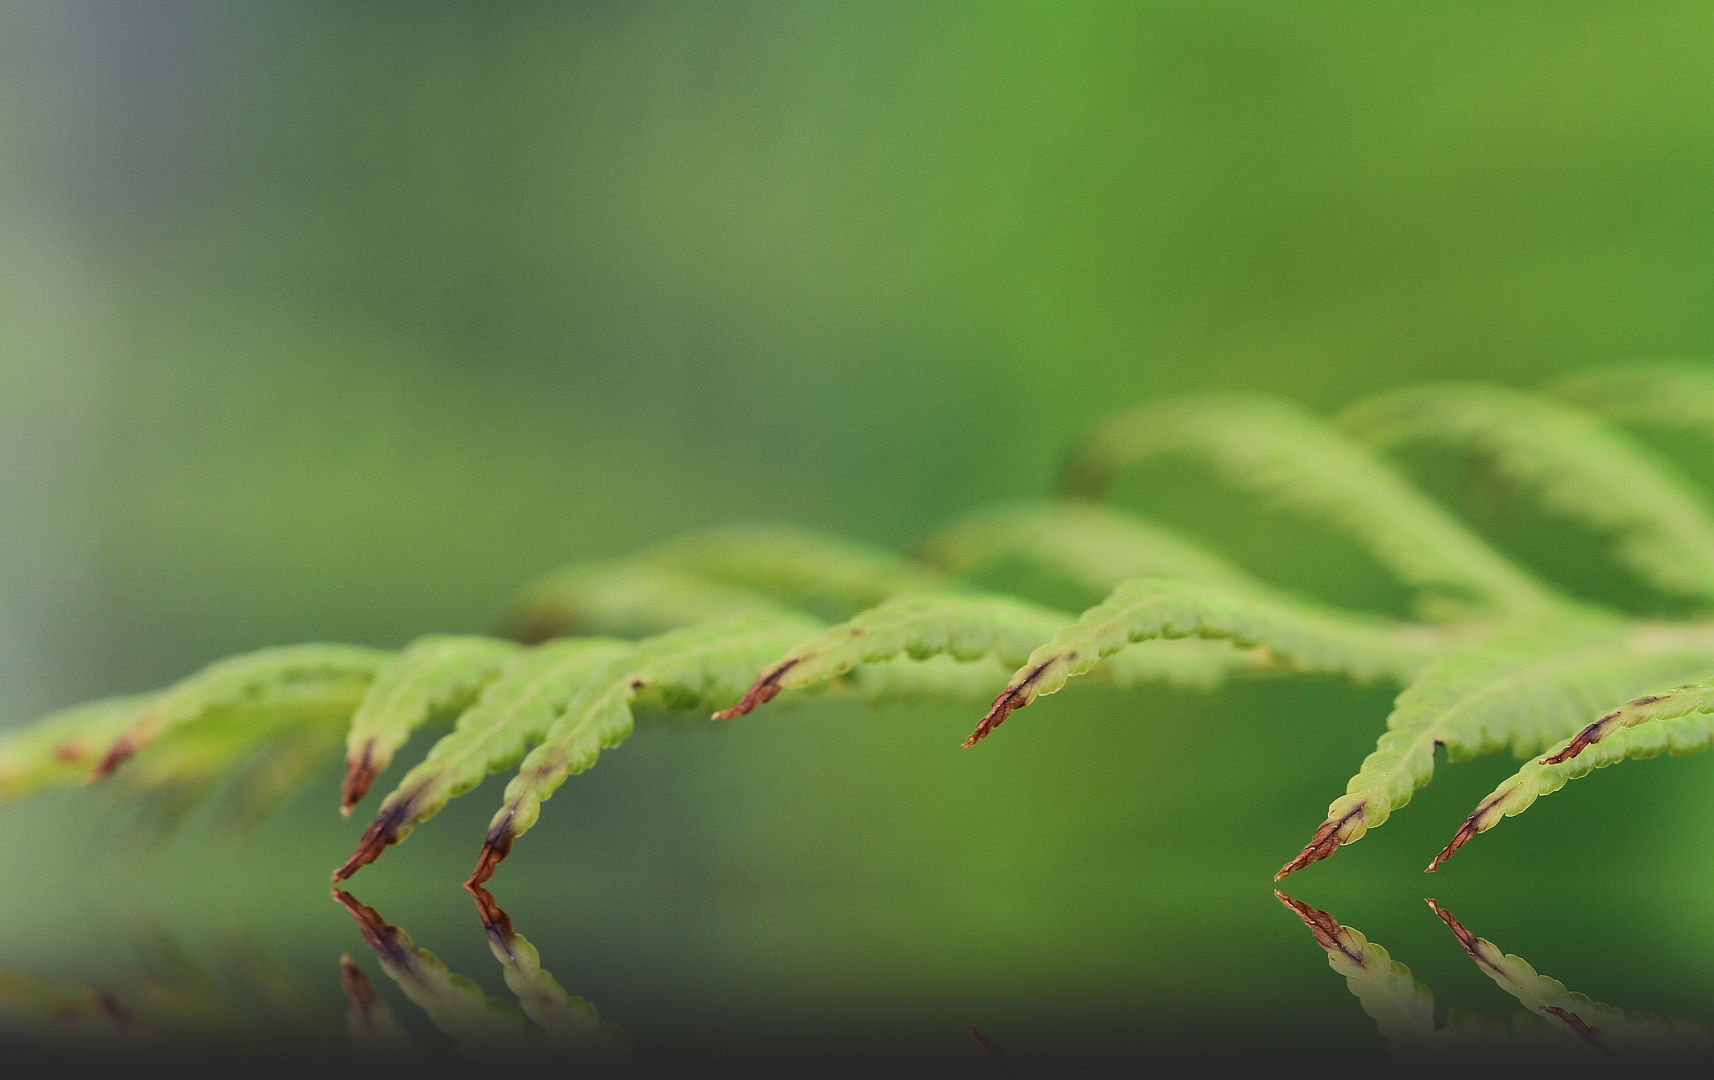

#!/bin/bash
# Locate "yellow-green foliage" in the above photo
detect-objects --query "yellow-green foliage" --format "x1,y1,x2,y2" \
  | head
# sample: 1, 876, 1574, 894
14, 362, 1714, 886
1338, 383, 1714, 602
1055, 393, 1559, 620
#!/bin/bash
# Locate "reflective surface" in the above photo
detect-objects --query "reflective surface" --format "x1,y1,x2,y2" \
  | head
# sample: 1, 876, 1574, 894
5, 686, 1714, 1064
5, 0, 1714, 1066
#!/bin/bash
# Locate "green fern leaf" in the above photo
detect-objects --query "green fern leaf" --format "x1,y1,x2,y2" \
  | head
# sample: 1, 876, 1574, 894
972, 577, 1439, 749
111, 687, 363, 853
91, 644, 389, 779
646, 522, 950, 616
1280, 621, 1714, 878
334, 636, 631, 882
1056, 393, 1557, 619
917, 500, 1258, 596
844, 652, 1014, 704
333, 890, 535, 1056
470, 612, 820, 886
470, 886, 628, 1057
1337, 383, 1714, 602
0, 694, 155, 799
1550, 359, 1714, 430
341, 635, 521, 814
713, 592, 1067, 720
212, 717, 350, 844
1432, 678, 1714, 869
501, 560, 788, 644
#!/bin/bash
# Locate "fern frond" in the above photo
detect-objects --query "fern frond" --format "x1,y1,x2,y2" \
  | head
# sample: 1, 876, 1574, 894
714, 592, 1067, 720
0, 694, 155, 799
341, 635, 521, 815
501, 560, 788, 644
846, 652, 1015, 704
1432, 678, 1714, 869
334, 637, 632, 882
1426, 899, 1709, 1056
340, 955, 418, 1055
1055, 393, 1558, 619
102, 683, 366, 853
470, 886, 627, 1057
470, 612, 820, 886
1274, 891, 1437, 1051
1550, 360, 1714, 430
916, 500, 1258, 596
645, 522, 950, 616
971, 577, 1439, 748
1337, 383, 1714, 602
333, 890, 535, 1056
209, 715, 350, 844
720, 586, 1269, 724
91, 644, 389, 779
1280, 621, 1714, 878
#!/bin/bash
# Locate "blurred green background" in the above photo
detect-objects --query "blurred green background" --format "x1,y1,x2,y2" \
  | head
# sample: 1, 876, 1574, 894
3, 0, 1714, 1061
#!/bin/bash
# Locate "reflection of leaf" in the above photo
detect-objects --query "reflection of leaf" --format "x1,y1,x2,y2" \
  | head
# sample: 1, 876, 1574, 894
0, 970, 137, 1049
334, 888, 627, 1060
333, 890, 537, 1056
470, 887, 628, 1058
1280, 890, 1714, 1061
340, 954, 417, 1056
210, 926, 338, 1042
1426, 899, 1714, 1058
1274, 891, 1438, 1052
1276, 892, 1573, 1059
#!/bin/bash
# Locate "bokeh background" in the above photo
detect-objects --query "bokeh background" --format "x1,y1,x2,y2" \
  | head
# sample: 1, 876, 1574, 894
3, 0, 1714, 1061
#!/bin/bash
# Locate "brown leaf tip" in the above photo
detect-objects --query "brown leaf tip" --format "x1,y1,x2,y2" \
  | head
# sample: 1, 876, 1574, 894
1427, 788, 1511, 872
341, 741, 380, 817
466, 807, 518, 889
1275, 804, 1364, 881
332, 795, 417, 882
1274, 890, 1365, 968
963, 659, 1054, 748
713, 657, 801, 720
89, 736, 136, 781
1541, 718, 1609, 765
